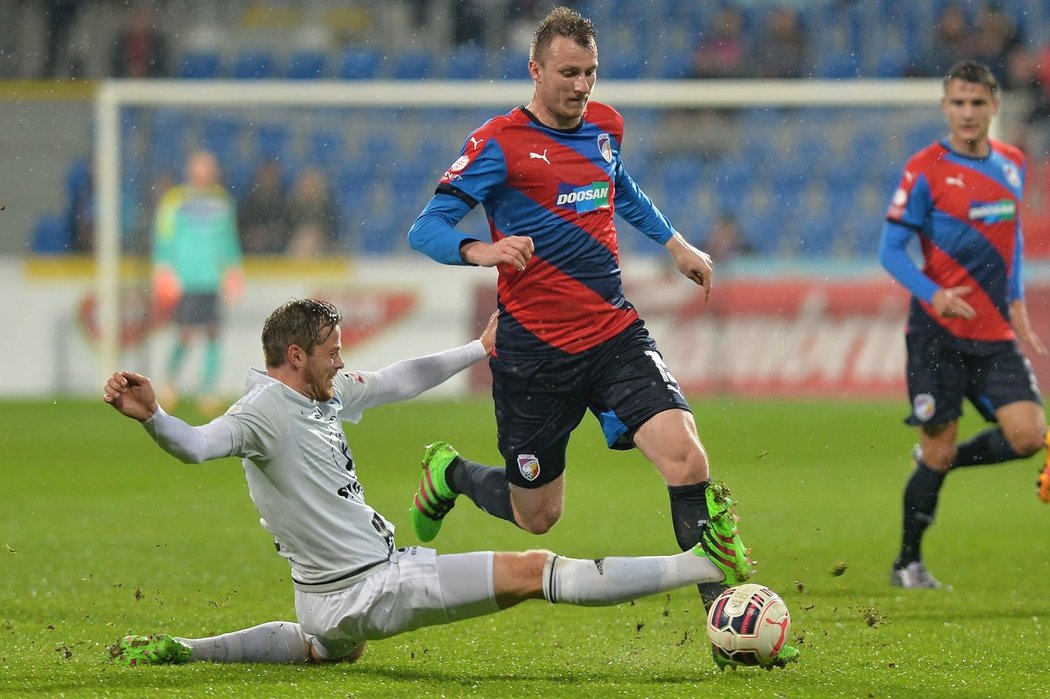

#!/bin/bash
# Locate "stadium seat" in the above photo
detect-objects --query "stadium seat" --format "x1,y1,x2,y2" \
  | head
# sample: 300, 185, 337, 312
338, 48, 381, 80
500, 52, 531, 80
286, 50, 328, 80
447, 45, 487, 80
178, 50, 222, 79
392, 50, 431, 80
30, 213, 71, 254
256, 123, 291, 161
232, 50, 275, 79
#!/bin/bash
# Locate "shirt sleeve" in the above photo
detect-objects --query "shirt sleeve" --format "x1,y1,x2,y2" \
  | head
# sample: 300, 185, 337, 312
878, 220, 939, 303
337, 340, 488, 422
406, 192, 479, 265
142, 406, 237, 463
613, 162, 675, 244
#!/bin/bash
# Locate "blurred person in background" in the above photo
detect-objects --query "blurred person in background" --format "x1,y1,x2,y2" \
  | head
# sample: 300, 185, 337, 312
754, 6, 807, 79
286, 165, 337, 257
110, 5, 170, 78
153, 148, 244, 415
690, 5, 750, 79
910, 2, 975, 77
878, 60, 1050, 590
237, 159, 288, 254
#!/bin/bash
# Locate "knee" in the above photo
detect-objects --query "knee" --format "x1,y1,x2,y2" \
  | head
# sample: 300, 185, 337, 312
517, 509, 561, 534
1005, 426, 1047, 458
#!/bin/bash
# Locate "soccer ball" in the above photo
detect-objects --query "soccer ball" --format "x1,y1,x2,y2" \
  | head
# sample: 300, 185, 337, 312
706, 583, 791, 666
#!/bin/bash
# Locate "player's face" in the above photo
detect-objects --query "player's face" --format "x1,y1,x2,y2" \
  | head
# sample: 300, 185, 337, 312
529, 36, 597, 129
302, 325, 344, 402
941, 78, 999, 156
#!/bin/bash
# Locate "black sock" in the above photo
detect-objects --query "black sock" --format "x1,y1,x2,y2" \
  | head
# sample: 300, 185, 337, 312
898, 461, 946, 566
447, 457, 516, 524
668, 481, 723, 607
952, 427, 1021, 468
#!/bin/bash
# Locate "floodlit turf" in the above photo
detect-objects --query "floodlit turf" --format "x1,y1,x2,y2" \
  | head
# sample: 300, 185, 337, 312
1, 396, 1048, 697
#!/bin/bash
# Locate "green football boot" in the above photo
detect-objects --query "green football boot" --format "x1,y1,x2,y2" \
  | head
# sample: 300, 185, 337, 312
411, 441, 460, 542
109, 634, 192, 666
692, 481, 754, 587
712, 643, 801, 671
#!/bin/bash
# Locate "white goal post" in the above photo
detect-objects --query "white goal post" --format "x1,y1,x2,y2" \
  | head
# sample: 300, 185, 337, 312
92, 78, 944, 379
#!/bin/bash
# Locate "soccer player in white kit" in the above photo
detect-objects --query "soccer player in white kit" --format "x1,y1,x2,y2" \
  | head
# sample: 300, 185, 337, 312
104, 298, 759, 667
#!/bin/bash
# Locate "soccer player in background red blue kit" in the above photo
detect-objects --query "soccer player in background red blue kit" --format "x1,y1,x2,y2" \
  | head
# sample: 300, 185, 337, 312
879, 60, 1050, 590
405, 10, 786, 663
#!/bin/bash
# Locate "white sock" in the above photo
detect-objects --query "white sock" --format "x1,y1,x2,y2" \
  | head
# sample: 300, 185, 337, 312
178, 621, 312, 663
542, 551, 724, 606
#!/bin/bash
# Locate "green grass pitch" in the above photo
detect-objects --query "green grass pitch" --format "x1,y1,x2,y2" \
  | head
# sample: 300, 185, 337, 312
1, 396, 1048, 697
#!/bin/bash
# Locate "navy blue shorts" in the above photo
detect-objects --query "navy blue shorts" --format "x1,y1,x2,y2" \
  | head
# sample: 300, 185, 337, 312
904, 332, 1042, 427
490, 319, 692, 488
174, 292, 220, 327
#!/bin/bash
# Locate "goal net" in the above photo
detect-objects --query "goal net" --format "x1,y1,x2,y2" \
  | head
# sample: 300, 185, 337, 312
92, 78, 946, 385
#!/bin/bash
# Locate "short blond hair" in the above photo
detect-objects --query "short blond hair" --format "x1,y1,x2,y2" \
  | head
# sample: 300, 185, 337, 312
530, 6, 597, 63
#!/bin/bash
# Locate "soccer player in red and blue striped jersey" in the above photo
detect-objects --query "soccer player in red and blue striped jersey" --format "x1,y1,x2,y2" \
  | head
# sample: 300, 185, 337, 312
879, 60, 1050, 590
407, 7, 764, 628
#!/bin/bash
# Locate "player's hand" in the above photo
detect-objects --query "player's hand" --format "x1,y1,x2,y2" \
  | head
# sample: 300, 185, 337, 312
479, 311, 498, 354
461, 236, 534, 271
103, 370, 159, 422
931, 286, 976, 320
1010, 299, 1048, 356
223, 267, 245, 304
666, 233, 713, 301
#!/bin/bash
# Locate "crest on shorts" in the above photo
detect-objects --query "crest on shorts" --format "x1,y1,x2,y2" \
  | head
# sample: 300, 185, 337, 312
517, 453, 540, 482
912, 393, 936, 422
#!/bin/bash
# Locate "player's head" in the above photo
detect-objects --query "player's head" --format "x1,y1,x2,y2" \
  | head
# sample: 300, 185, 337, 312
262, 299, 344, 400
941, 60, 999, 155
185, 148, 220, 189
943, 60, 998, 96
527, 7, 598, 129
262, 298, 342, 368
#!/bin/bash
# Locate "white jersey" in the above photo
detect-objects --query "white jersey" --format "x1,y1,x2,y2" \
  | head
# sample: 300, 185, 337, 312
142, 340, 487, 592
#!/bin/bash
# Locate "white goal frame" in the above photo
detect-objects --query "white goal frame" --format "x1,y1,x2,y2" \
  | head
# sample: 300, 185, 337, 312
93, 77, 944, 379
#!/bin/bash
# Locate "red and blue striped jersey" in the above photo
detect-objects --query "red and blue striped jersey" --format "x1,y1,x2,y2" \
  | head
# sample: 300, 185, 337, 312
433, 101, 675, 356
885, 139, 1025, 341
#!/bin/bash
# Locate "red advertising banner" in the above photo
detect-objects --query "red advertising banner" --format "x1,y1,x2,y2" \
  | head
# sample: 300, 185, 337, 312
472, 276, 1050, 399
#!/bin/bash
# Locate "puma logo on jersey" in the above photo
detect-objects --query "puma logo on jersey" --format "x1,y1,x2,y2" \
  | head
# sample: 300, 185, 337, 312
529, 149, 550, 164
469, 136, 484, 150
946, 175, 965, 188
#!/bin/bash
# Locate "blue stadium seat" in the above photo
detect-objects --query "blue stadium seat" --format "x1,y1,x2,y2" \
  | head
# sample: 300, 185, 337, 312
447, 45, 487, 80
659, 48, 694, 79
338, 48, 381, 80
500, 52, 531, 80
308, 127, 345, 170
392, 50, 431, 80
232, 50, 275, 79
178, 50, 222, 79
31, 213, 71, 254
201, 116, 241, 160
256, 123, 291, 161
286, 50, 328, 80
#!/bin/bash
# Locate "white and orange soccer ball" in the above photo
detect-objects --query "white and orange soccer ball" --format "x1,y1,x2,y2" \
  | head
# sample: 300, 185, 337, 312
706, 583, 792, 666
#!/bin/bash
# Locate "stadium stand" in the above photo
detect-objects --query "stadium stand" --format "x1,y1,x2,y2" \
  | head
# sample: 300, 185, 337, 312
25, 0, 1050, 258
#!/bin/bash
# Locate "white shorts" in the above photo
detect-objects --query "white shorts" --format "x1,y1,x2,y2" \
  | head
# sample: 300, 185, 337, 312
295, 546, 497, 659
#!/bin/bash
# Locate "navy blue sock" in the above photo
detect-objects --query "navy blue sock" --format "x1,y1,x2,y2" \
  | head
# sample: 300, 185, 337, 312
668, 481, 710, 551
952, 427, 1021, 468
447, 457, 516, 524
898, 461, 946, 566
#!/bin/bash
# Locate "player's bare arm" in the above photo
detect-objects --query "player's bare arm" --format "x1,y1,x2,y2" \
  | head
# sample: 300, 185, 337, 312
1009, 299, 1048, 356
103, 370, 159, 422
930, 285, 976, 320
460, 236, 534, 271
665, 232, 713, 301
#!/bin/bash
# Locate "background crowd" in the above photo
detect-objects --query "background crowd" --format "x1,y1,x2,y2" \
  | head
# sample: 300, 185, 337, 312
10, 0, 1050, 261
